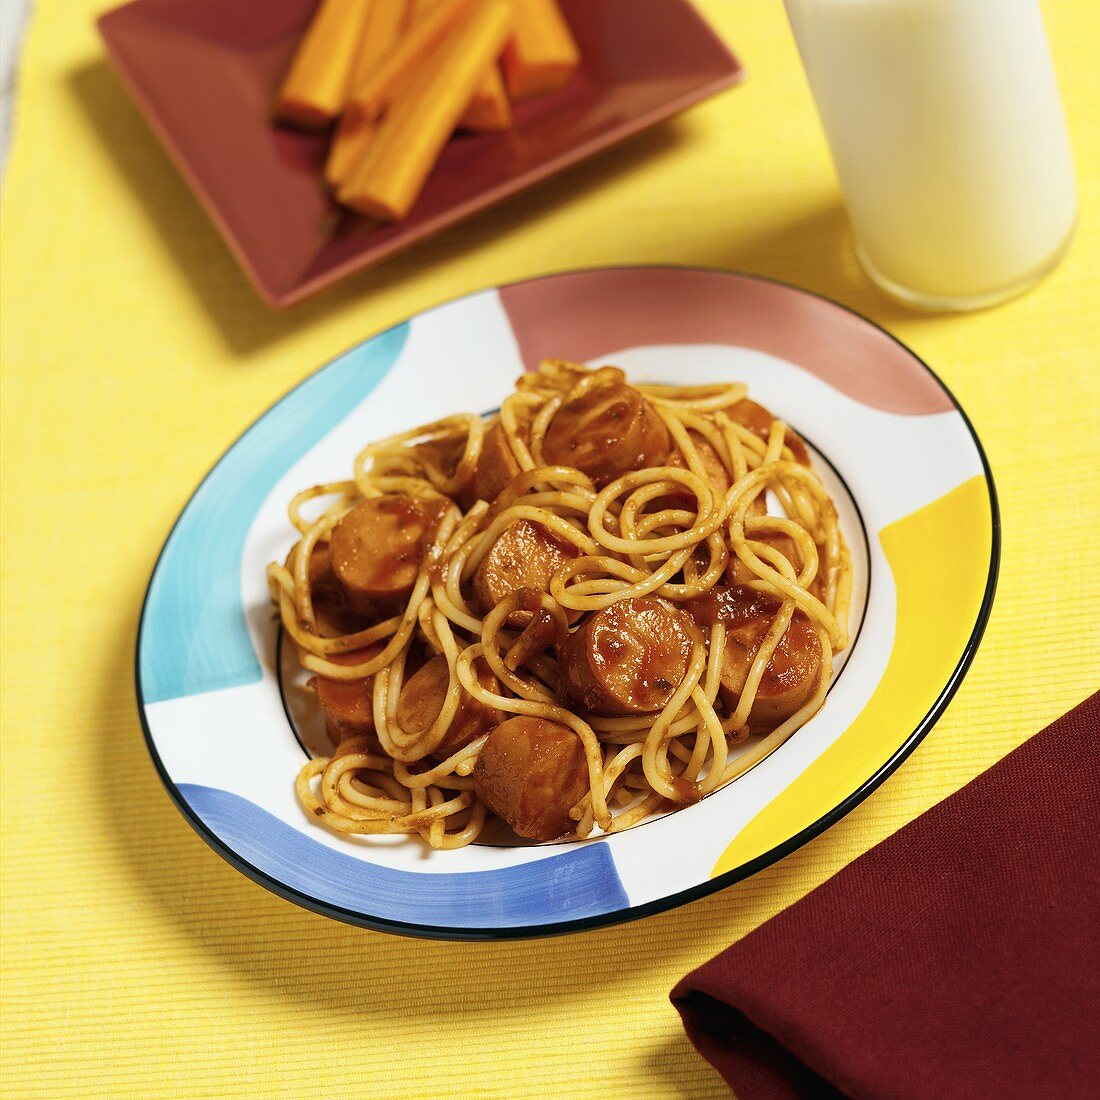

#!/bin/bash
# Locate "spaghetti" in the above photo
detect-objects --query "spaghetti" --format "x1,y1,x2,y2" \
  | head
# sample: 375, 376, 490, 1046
269, 360, 852, 848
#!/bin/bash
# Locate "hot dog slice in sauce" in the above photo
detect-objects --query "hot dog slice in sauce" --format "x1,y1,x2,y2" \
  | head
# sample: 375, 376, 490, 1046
725, 398, 810, 466
662, 398, 807, 513
310, 644, 384, 746
542, 381, 670, 487
472, 519, 578, 622
395, 654, 500, 759
558, 597, 703, 716
667, 432, 730, 502
727, 531, 825, 601
687, 588, 822, 732
287, 541, 374, 636
413, 433, 476, 509
722, 614, 822, 731
330, 494, 446, 615
473, 716, 589, 842
473, 418, 521, 503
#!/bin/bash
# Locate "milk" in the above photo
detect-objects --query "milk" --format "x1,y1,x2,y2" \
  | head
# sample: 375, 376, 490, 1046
784, 0, 1077, 309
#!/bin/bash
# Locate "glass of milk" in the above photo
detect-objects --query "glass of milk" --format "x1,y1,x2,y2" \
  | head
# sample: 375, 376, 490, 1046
783, 0, 1077, 310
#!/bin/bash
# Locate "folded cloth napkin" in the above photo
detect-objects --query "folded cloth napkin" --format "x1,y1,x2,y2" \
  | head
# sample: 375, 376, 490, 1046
672, 692, 1100, 1100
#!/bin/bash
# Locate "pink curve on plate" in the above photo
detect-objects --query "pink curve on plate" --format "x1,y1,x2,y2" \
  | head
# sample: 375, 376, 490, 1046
498, 268, 953, 415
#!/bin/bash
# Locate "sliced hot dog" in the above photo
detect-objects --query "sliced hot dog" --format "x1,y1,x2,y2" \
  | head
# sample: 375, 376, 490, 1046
473, 716, 590, 842
727, 531, 825, 601
725, 398, 810, 466
330, 494, 446, 615
395, 654, 501, 759
719, 398, 805, 515
714, 608, 822, 731
558, 597, 703, 716
311, 644, 384, 745
667, 432, 764, 517
414, 432, 476, 509
473, 418, 522, 503
685, 584, 781, 634
286, 541, 372, 636
665, 432, 730, 505
542, 381, 670, 487
472, 519, 578, 622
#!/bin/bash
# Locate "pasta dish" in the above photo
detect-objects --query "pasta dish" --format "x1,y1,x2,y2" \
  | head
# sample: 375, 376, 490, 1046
268, 360, 851, 847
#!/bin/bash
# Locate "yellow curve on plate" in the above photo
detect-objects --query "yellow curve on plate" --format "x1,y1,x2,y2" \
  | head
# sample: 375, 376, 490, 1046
711, 475, 993, 878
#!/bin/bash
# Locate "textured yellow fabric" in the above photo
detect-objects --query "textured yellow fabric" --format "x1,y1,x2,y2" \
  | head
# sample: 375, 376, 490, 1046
1, 1, 1097, 1097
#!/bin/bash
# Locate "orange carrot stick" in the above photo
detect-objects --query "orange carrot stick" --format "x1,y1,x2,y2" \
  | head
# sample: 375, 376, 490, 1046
461, 64, 511, 132
349, 0, 412, 94
326, 0, 484, 189
325, 114, 377, 192
359, 0, 485, 119
339, 0, 513, 221
501, 0, 579, 102
414, 0, 511, 132
275, 0, 374, 129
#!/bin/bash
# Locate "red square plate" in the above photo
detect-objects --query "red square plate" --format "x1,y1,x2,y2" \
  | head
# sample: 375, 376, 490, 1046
98, 0, 743, 308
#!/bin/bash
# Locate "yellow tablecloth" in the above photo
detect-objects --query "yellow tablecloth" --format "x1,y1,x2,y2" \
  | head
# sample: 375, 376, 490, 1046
2, 2, 1097, 1096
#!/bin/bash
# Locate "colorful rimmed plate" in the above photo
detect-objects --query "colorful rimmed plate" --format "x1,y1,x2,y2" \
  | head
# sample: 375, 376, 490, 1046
136, 266, 999, 939
97, 0, 742, 308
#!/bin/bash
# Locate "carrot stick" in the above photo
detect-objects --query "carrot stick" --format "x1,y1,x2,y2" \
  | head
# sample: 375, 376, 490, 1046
349, 0, 413, 95
461, 64, 511, 132
326, 0, 484, 189
275, 0, 374, 129
325, 114, 377, 192
357, 0, 485, 120
339, 0, 513, 221
501, 0, 579, 102
414, 0, 511, 132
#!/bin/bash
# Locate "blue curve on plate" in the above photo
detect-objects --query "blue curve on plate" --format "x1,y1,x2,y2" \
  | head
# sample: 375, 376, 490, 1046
180, 785, 629, 927
140, 324, 409, 704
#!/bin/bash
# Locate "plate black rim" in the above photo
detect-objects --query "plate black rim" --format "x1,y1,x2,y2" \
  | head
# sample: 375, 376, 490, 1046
134, 264, 1001, 941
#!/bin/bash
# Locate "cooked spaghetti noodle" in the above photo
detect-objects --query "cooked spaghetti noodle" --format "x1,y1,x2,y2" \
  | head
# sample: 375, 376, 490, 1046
269, 360, 852, 848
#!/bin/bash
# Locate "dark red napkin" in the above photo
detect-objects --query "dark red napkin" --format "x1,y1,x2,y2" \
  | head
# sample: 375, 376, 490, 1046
672, 692, 1100, 1100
